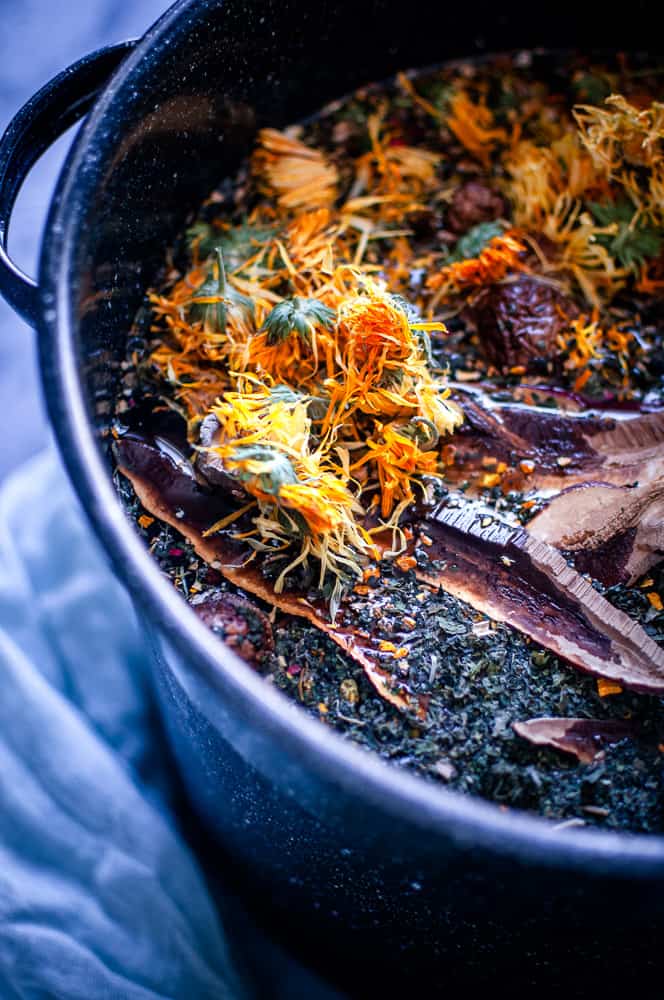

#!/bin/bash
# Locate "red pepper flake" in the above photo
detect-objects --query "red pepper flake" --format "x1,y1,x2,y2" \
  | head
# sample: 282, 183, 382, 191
169, 547, 184, 557
287, 663, 301, 677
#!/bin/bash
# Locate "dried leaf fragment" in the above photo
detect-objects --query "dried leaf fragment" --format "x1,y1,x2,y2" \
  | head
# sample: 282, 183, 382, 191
513, 717, 634, 763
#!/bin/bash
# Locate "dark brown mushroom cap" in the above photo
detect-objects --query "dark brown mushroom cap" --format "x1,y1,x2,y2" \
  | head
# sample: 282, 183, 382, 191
446, 180, 506, 235
466, 275, 578, 370
191, 589, 274, 666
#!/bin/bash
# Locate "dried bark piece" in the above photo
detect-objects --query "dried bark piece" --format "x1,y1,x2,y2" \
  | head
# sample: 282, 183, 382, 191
455, 390, 664, 490
115, 432, 236, 529
513, 717, 634, 764
191, 590, 274, 666
195, 413, 247, 497
465, 275, 578, 369
447, 180, 506, 234
114, 435, 413, 714
115, 434, 664, 712
417, 503, 664, 694
528, 478, 664, 585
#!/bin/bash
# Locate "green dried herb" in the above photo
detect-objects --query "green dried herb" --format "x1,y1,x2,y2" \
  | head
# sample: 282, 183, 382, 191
572, 73, 613, 105
187, 219, 276, 266
589, 200, 664, 269
448, 221, 505, 263
262, 296, 336, 343
230, 444, 298, 495
190, 248, 254, 332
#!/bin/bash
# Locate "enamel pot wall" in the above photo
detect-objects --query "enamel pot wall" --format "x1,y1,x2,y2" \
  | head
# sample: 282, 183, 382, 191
1, 1, 662, 993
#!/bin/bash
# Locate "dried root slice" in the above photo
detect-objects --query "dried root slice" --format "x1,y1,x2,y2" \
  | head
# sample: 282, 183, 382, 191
417, 503, 664, 694
513, 717, 634, 764
455, 391, 664, 489
115, 435, 413, 714
528, 478, 664, 586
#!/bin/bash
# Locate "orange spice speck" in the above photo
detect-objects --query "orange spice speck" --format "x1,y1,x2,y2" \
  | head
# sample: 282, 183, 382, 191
419, 533, 433, 547
481, 472, 501, 488
396, 554, 418, 573
521, 499, 536, 510
441, 444, 457, 466
354, 584, 370, 596
648, 592, 663, 611
138, 514, 155, 530
393, 646, 410, 659
597, 678, 623, 697
519, 460, 535, 475
573, 368, 592, 392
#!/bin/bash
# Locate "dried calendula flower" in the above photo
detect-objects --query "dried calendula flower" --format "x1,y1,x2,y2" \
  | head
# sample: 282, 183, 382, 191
253, 128, 339, 211
189, 248, 254, 333
574, 95, 664, 222
446, 90, 508, 167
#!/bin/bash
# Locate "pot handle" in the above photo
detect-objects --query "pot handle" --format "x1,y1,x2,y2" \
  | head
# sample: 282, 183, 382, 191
0, 41, 135, 326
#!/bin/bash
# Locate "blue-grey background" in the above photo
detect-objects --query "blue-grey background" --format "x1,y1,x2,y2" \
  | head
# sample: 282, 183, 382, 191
1, 0, 168, 478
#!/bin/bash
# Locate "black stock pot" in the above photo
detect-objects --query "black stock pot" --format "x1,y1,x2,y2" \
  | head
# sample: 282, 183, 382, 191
1, 1, 662, 993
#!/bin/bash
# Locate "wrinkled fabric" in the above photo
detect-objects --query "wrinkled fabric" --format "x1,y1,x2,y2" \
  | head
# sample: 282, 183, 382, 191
0, 447, 246, 999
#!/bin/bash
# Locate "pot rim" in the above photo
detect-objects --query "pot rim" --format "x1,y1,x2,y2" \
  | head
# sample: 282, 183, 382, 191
38, 0, 664, 873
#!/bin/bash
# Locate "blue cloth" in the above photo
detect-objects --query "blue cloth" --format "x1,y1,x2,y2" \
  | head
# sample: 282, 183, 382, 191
0, 446, 247, 999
